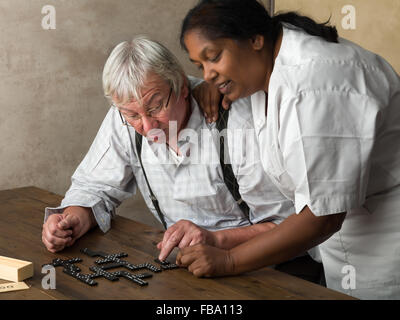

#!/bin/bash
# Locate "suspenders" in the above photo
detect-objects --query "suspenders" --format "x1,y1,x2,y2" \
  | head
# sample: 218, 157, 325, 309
215, 106, 252, 225
135, 132, 168, 230
135, 106, 252, 230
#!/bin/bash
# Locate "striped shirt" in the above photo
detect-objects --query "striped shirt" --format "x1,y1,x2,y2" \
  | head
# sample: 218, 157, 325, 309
44, 96, 295, 233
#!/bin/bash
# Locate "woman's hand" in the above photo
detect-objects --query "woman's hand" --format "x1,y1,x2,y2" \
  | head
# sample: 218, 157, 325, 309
192, 81, 232, 123
176, 244, 235, 277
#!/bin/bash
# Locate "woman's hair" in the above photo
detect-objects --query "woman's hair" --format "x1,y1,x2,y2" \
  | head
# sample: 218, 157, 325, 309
103, 35, 186, 106
180, 0, 338, 50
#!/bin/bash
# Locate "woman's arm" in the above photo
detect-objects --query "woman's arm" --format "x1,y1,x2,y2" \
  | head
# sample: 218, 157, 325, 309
176, 206, 346, 277
157, 219, 276, 261
229, 206, 345, 274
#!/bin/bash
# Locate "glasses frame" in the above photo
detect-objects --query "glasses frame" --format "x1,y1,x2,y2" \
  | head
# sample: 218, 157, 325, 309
116, 87, 173, 127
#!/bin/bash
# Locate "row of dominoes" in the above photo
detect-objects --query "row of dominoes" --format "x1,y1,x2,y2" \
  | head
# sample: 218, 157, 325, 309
43, 248, 179, 287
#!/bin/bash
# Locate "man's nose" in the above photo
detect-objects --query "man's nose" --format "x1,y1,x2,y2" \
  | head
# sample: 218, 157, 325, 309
142, 115, 158, 135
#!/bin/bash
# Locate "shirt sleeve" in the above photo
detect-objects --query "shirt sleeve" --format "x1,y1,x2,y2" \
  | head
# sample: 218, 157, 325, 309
44, 107, 137, 233
279, 89, 381, 216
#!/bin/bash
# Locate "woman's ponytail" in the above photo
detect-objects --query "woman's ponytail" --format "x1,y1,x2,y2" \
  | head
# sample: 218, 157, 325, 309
272, 12, 338, 43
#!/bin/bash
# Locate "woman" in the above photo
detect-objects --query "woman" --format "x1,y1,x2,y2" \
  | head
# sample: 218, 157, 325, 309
177, 0, 400, 299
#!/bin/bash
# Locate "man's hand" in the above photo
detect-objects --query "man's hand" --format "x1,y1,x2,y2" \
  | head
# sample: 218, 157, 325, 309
157, 220, 217, 261
41, 214, 73, 253
192, 81, 232, 123
42, 206, 97, 253
176, 244, 235, 277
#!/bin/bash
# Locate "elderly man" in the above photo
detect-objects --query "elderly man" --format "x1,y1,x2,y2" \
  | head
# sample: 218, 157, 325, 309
41, 36, 296, 264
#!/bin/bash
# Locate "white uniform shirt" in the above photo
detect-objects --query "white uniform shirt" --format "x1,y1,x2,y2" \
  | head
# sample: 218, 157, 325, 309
45, 95, 294, 233
252, 24, 400, 299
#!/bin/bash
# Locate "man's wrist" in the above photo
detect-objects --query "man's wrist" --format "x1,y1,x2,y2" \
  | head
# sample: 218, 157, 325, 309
212, 222, 277, 250
63, 206, 97, 230
86, 208, 97, 229
212, 230, 226, 248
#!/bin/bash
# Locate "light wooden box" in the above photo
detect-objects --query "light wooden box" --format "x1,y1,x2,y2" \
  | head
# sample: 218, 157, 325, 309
0, 255, 34, 282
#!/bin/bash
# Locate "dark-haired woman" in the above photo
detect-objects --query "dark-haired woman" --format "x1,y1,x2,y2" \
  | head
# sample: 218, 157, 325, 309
177, 0, 400, 299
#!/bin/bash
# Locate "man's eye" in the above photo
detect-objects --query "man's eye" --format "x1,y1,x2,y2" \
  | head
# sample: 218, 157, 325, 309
197, 64, 204, 70
150, 103, 163, 114
127, 114, 140, 119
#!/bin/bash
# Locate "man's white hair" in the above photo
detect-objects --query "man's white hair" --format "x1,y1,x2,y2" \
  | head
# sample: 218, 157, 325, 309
103, 35, 186, 106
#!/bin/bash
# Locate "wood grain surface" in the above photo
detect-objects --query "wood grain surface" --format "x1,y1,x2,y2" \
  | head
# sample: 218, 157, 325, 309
0, 186, 355, 300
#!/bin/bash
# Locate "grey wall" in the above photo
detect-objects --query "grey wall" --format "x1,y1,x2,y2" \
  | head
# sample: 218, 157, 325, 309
0, 0, 272, 227
0, 0, 203, 227
276, 0, 400, 74
0, 0, 200, 191
3, 0, 398, 227
0, 0, 267, 228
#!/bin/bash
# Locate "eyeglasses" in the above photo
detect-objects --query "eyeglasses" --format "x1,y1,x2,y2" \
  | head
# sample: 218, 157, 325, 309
116, 87, 173, 127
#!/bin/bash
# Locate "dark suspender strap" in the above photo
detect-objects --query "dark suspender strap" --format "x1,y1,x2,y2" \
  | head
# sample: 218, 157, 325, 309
135, 132, 168, 230
216, 106, 252, 225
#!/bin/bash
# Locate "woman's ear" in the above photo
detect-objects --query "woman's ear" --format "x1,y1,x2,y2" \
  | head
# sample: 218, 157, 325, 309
251, 35, 265, 50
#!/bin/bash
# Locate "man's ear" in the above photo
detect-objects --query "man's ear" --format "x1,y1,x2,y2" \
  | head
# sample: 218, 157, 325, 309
251, 34, 265, 51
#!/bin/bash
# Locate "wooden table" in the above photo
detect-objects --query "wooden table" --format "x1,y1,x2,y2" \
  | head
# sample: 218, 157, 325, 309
0, 186, 354, 300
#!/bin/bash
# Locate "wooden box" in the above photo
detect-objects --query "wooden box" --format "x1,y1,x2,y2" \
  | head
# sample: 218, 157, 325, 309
0, 255, 34, 282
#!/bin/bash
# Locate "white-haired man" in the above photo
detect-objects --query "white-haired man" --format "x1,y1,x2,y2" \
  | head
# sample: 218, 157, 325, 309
41, 36, 318, 276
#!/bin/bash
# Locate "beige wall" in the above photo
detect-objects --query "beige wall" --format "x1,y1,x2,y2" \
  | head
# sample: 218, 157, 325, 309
0, 0, 204, 226
0, 0, 201, 193
0, 0, 272, 227
275, 0, 400, 73
4, 0, 396, 227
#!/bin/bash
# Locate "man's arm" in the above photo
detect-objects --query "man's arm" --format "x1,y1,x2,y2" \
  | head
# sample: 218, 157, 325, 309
42, 206, 97, 253
213, 221, 276, 249
44, 107, 137, 232
42, 108, 137, 252
157, 219, 277, 261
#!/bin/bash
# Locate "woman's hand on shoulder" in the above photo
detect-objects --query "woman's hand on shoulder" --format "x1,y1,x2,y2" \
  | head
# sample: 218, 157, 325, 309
192, 81, 232, 123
